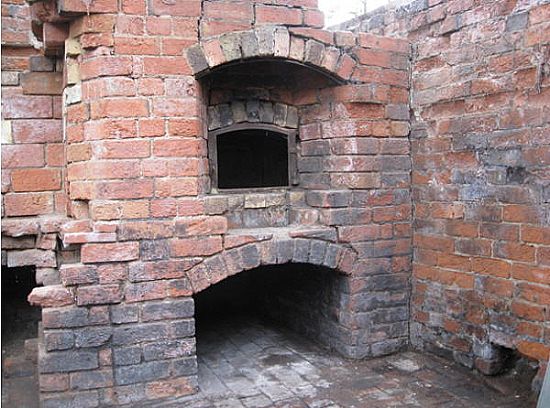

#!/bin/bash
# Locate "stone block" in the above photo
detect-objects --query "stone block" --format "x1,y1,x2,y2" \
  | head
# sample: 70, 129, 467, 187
113, 346, 142, 366
70, 369, 114, 390
74, 327, 112, 348
143, 339, 195, 361
112, 323, 170, 345
40, 349, 99, 374
141, 299, 194, 322
114, 360, 171, 386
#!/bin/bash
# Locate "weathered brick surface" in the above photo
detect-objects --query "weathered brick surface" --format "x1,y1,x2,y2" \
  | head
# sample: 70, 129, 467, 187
341, 0, 550, 386
12, 0, 549, 405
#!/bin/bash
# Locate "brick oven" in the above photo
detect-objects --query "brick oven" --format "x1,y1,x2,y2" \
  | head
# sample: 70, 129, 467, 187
3, 0, 548, 406
2, 0, 412, 406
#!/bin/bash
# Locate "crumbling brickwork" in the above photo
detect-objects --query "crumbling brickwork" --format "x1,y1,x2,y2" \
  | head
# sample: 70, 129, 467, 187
341, 0, 550, 387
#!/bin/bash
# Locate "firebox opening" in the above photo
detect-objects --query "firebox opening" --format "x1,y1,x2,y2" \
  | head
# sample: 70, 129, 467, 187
215, 129, 290, 189
194, 263, 344, 350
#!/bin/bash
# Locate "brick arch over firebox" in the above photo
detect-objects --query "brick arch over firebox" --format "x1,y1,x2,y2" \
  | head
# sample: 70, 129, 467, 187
187, 237, 356, 295
207, 101, 299, 131
186, 26, 358, 83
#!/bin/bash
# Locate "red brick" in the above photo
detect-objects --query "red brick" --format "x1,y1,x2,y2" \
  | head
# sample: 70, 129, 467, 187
437, 253, 471, 272
256, 5, 303, 25
116, 15, 145, 35
200, 20, 250, 37
149, 0, 201, 16
146, 377, 196, 400
4, 193, 54, 216
414, 234, 454, 252
39, 373, 69, 392
203, 1, 253, 21
21, 72, 63, 95
122, 0, 146, 14
338, 225, 381, 242
167, 119, 201, 136
118, 220, 174, 240
503, 205, 543, 224
84, 119, 137, 140
146, 16, 172, 35
517, 283, 550, 305
143, 57, 191, 76
67, 143, 92, 162
153, 139, 201, 157
372, 204, 411, 222
512, 264, 550, 285
125, 280, 170, 302
151, 199, 178, 218
11, 119, 62, 144
151, 98, 198, 117
114, 36, 160, 55
28, 285, 73, 307
93, 180, 154, 200
170, 236, 222, 257
176, 216, 228, 236
67, 161, 140, 181
139, 119, 165, 137
46, 144, 64, 166
471, 258, 511, 278
358, 33, 410, 54
60, 264, 98, 286
81, 242, 140, 263
90, 99, 149, 119
511, 301, 545, 321
11, 168, 61, 192
445, 220, 478, 238
521, 225, 550, 245
80, 32, 114, 49
90, 200, 149, 220
138, 78, 164, 96
77, 284, 122, 306
484, 277, 514, 297
60, 1, 117, 15
480, 223, 519, 241
177, 199, 204, 216
304, 9, 324, 28
80, 56, 133, 80
495, 242, 536, 263
83, 77, 136, 99
155, 177, 199, 197
92, 140, 150, 159
66, 104, 90, 124
518, 341, 549, 362
2, 144, 44, 168
97, 263, 128, 284
162, 38, 196, 56
2, 96, 53, 119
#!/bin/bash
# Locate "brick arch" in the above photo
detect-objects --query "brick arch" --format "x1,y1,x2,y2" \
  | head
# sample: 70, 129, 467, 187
186, 26, 358, 83
207, 101, 298, 131
187, 238, 357, 294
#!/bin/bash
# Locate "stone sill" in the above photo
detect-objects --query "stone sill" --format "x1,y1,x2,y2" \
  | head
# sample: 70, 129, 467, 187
226, 224, 337, 242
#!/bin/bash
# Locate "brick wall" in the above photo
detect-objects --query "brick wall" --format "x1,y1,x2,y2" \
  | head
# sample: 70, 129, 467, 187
6, 1, 414, 406
341, 0, 550, 387
1, 0, 66, 279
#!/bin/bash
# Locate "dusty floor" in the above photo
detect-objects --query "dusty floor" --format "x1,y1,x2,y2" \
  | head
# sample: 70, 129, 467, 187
1, 315, 538, 408
151, 316, 536, 408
